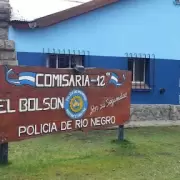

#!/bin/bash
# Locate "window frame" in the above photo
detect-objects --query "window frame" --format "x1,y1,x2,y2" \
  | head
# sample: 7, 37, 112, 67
46, 54, 84, 69
128, 56, 152, 91
131, 58, 146, 85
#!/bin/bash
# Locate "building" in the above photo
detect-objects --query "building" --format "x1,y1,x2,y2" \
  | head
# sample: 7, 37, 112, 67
9, 0, 180, 105
0, 0, 17, 66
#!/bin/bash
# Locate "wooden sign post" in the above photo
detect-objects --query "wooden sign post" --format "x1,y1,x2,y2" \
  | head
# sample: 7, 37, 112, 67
0, 65, 131, 164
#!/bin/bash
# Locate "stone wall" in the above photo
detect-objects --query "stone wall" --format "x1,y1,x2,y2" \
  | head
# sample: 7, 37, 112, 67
121, 104, 180, 127
0, 0, 17, 65
130, 104, 180, 121
106, 105, 180, 129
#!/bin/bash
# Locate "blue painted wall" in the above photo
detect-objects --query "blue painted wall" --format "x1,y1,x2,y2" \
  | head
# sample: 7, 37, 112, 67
17, 52, 47, 66
10, 0, 180, 60
12, 0, 180, 104
17, 52, 180, 104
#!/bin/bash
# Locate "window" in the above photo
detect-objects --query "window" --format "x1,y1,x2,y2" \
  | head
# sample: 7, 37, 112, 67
47, 54, 84, 68
128, 57, 151, 90
128, 58, 146, 84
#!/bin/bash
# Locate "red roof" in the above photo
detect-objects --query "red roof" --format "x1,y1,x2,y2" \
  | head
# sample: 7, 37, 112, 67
10, 0, 119, 29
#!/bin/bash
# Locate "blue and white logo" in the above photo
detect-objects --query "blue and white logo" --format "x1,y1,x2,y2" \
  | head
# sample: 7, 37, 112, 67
106, 72, 125, 87
5, 66, 36, 87
64, 89, 88, 120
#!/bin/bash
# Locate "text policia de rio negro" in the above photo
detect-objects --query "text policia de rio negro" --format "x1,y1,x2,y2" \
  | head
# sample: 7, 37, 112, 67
0, 65, 131, 143
18, 116, 116, 137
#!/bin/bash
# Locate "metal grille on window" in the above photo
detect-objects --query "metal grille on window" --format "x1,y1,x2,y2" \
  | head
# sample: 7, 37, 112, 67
48, 54, 84, 69
71, 55, 83, 68
127, 54, 155, 90
58, 55, 69, 68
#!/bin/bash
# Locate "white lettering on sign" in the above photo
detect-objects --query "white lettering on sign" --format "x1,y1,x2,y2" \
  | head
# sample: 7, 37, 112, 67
60, 120, 72, 131
74, 116, 115, 128
19, 97, 64, 112
17, 116, 116, 137
90, 92, 128, 115
90, 116, 116, 126
96, 75, 105, 87
75, 119, 89, 128
106, 92, 127, 107
18, 122, 57, 137
35, 74, 91, 87
0, 99, 16, 114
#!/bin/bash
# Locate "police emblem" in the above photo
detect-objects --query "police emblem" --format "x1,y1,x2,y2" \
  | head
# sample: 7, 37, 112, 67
64, 89, 88, 119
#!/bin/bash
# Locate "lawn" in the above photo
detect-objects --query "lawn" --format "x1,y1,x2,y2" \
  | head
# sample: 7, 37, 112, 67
1, 126, 180, 180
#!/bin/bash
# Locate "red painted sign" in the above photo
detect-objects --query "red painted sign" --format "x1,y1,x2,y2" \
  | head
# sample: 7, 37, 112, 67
0, 65, 131, 143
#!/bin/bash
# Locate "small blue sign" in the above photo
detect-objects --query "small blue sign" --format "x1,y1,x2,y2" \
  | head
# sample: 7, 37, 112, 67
64, 89, 88, 119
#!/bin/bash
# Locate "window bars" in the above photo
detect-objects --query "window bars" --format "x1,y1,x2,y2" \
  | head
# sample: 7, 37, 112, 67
43, 49, 88, 69
126, 53, 155, 91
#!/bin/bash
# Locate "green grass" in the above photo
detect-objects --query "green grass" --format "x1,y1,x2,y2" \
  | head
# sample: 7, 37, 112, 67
1, 126, 180, 180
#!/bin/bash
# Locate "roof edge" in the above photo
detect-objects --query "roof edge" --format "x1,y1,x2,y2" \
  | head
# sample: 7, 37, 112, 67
10, 0, 119, 29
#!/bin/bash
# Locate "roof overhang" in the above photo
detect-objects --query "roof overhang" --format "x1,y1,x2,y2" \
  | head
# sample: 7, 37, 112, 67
10, 0, 119, 29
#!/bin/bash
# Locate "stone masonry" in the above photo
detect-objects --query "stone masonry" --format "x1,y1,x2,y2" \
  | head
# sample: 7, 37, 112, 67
130, 104, 180, 121
0, 0, 17, 65
122, 104, 180, 127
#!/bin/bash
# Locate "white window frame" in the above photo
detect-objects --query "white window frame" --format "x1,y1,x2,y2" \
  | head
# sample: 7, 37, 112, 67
47, 54, 83, 69
132, 59, 146, 85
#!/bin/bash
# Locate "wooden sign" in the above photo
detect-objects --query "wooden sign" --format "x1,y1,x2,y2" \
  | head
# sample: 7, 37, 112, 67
0, 65, 131, 143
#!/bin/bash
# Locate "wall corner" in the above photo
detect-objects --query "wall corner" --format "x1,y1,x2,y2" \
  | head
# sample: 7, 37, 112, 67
0, 0, 18, 66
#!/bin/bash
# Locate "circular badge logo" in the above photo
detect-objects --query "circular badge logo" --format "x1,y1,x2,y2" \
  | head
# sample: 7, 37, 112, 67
64, 90, 88, 119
